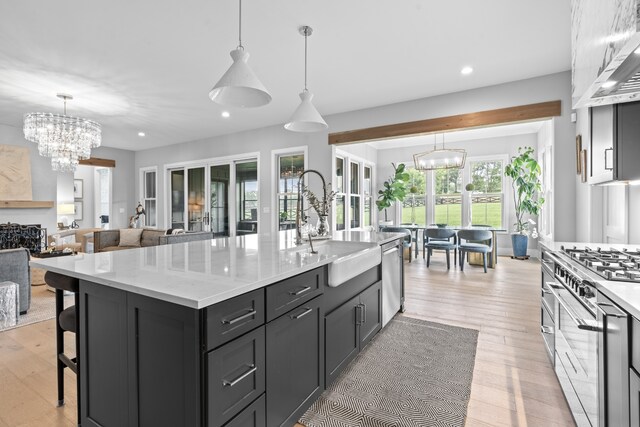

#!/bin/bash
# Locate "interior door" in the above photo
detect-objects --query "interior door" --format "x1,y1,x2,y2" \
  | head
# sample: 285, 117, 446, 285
170, 169, 185, 229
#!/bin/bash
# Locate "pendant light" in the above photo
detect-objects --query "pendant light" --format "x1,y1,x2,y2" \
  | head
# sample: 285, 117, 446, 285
284, 26, 328, 133
413, 134, 467, 171
209, 0, 271, 108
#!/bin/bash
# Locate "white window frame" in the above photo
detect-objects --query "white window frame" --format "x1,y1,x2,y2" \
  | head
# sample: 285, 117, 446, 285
334, 148, 376, 231
140, 166, 158, 228
163, 151, 261, 237
396, 154, 509, 228
271, 146, 308, 234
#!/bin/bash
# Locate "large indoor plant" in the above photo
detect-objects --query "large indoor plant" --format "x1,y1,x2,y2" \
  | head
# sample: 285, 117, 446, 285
376, 163, 409, 223
504, 146, 544, 257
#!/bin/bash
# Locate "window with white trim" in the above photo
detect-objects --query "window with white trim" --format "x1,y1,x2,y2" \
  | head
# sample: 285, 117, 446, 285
335, 157, 346, 231
141, 168, 157, 227
469, 159, 504, 228
433, 168, 462, 226
276, 153, 304, 230
333, 151, 375, 231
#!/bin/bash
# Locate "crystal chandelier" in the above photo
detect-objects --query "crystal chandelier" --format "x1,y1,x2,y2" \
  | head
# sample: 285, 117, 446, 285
413, 134, 466, 171
23, 94, 102, 172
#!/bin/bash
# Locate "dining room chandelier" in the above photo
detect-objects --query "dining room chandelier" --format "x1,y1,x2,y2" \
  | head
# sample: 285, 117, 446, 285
23, 93, 102, 173
413, 134, 466, 171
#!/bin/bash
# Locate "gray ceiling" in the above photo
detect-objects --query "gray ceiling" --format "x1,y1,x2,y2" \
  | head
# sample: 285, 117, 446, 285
0, 0, 571, 151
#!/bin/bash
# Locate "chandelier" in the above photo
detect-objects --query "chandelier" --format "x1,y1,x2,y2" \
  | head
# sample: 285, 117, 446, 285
413, 134, 466, 171
23, 94, 102, 173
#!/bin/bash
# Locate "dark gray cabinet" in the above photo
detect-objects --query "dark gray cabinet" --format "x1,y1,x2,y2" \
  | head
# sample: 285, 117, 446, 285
78, 262, 389, 427
266, 296, 324, 427
80, 281, 202, 427
325, 281, 381, 386
631, 368, 640, 427
590, 100, 640, 184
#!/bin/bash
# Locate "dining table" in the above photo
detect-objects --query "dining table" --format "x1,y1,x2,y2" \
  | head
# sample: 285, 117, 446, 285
384, 224, 506, 268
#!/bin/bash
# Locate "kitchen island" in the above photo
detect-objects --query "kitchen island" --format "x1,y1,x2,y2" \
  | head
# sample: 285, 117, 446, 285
31, 231, 404, 427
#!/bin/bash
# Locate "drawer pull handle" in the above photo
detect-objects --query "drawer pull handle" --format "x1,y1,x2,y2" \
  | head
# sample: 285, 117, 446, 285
290, 307, 313, 320
289, 286, 311, 296
221, 309, 257, 325
222, 364, 257, 387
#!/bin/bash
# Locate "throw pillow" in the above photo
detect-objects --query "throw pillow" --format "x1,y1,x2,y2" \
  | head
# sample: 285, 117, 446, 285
119, 228, 143, 247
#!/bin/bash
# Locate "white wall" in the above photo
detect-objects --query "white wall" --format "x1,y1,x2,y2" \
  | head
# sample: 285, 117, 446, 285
136, 72, 576, 243
74, 165, 95, 228
374, 133, 539, 254
0, 123, 136, 234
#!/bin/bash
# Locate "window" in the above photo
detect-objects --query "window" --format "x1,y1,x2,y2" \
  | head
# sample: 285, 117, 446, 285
335, 157, 345, 231
434, 168, 462, 226
350, 162, 360, 228
401, 168, 426, 224
469, 160, 504, 228
210, 164, 230, 236
277, 153, 304, 230
364, 166, 372, 227
140, 168, 157, 227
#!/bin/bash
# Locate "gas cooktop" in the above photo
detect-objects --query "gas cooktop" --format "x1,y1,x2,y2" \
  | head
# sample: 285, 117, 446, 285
562, 246, 640, 283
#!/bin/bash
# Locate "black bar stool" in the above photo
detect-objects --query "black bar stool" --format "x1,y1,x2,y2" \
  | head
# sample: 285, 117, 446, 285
44, 271, 80, 421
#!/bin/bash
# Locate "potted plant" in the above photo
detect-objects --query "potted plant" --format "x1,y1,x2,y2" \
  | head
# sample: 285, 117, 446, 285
504, 146, 544, 257
376, 163, 409, 224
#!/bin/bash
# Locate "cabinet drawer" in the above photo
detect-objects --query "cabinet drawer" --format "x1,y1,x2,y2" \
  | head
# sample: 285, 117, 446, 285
632, 317, 640, 373
206, 289, 265, 350
223, 394, 265, 427
207, 326, 265, 427
266, 267, 324, 322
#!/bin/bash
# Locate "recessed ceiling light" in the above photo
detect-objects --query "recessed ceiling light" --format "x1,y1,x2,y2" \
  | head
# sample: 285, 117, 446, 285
602, 80, 617, 88
461, 66, 473, 75
138, 132, 145, 137
221, 111, 230, 118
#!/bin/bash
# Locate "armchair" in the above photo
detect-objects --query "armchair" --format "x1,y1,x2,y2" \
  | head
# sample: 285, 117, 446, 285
0, 248, 31, 313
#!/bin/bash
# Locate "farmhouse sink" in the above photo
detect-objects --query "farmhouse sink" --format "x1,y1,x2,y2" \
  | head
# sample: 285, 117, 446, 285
288, 240, 381, 287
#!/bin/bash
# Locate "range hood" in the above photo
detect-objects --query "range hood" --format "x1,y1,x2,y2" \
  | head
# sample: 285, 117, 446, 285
571, 0, 640, 108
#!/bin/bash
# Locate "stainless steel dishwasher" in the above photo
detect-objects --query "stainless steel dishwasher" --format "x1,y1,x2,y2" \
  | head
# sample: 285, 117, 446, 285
381, 240, 404, 327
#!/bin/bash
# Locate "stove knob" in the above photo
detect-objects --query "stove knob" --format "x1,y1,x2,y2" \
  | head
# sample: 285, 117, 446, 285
578, 285, 586, 297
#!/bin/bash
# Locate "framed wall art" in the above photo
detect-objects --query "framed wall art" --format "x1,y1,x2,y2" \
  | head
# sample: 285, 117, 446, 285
73, 179, 83, 199
74, 201, 83, 220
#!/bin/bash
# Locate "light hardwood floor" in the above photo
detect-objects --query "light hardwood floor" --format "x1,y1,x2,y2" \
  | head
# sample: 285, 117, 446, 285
1, 256, 574, 427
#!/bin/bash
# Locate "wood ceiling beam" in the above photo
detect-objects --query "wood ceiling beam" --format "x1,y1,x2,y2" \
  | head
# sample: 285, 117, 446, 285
79, 157, 116, 168
328, 100, 562, 145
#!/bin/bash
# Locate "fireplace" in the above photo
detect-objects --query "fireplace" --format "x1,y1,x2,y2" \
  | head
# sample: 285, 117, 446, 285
0, 222, 47, 253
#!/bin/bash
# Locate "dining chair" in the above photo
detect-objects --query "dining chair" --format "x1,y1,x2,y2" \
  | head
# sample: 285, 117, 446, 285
423, 228, 457, 269
381, 227, 413, 263
399, 223, 419, 257
458, 229, 493, 273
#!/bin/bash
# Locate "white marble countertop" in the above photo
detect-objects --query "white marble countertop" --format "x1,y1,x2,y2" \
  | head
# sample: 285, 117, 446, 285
30, 231, 404, 309
540, 240, 640, 319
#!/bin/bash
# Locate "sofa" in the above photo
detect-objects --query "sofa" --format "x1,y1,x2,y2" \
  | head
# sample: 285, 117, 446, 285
0, 248, 31, 313
48, 228, 102, 253
93, 228, 168, 252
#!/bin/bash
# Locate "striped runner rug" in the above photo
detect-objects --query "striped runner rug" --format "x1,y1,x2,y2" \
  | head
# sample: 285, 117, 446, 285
300, 315, 478, 427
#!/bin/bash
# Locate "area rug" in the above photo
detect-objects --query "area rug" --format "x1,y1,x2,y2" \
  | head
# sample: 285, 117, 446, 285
300, 315, 479, 427
0, 285, 73, 332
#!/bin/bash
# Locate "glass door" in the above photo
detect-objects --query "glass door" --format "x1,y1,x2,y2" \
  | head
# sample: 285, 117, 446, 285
236, 160, 259, 235
170, 169, 185, 229
187, 167, 205, 231
210, 164, 230, 236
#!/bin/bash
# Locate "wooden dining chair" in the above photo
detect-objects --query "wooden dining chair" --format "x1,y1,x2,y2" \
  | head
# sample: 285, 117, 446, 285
458, 229, 493, 273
